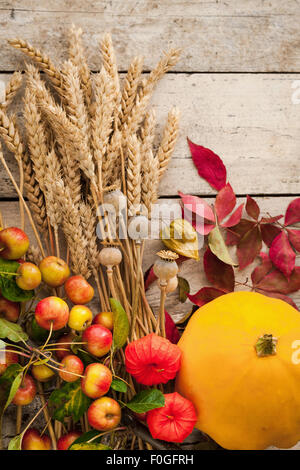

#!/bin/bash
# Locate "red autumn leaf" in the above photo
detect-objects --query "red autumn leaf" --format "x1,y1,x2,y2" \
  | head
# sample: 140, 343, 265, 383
222, 203, 244, 228
269, 231, 296, 278
287, 228, 300, 252
284, 198, 300, 226
203, 248, 234, 292
183, 207, 215, 236
246, 195, 260, 220
187, 287, 226, 307
255, 267, 300, 295
215, 183, 236, 222
237, 225, 262, 270
178, 191, 215, 222
251, 252, 273, 286
144, 265, 157, 290
165, 311, 180, 344
187, 138, 227, 191
255, 289, 298, 310
261, 224, 282, 247
226, 219, 256, 246
260, 215, 283, 224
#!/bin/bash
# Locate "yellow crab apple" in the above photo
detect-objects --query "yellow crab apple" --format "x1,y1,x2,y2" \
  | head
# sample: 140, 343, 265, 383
92, 311, 114, 331
88, 397, 121, 431
68, 305, 93, 332
16, 262, 42, 290
22, 429, 51, 450
39, 256, 70, 287
81, 363, 112, 399
59, 355, 84, 382
0, 227, 29, 260
32, 364, 55, 382
64, 275, 94, 305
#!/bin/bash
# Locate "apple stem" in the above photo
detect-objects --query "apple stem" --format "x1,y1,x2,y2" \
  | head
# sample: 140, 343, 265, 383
41, 322, 53, 351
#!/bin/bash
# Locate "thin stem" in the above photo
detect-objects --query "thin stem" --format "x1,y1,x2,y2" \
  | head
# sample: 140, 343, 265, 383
17, 158, 25, 231
41, 321, 53, 350
54, 227, 60, 258
37, 382, 57, 450
16, 405, 22, 434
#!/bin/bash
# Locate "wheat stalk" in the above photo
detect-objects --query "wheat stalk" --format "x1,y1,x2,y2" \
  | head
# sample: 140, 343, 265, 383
8, 38, 63, 95
105, 130, 122, 186
68, 24, 93, 109
43, 149, 63, 231
126, 135, 141, 214
26, 245, 42, 265
0, 72, 22, 110
157, 106, 180, 179
119, 56, 143, 126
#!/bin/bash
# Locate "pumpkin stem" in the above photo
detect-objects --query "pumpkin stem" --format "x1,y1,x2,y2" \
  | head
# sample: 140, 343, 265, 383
255, 334, 278, 357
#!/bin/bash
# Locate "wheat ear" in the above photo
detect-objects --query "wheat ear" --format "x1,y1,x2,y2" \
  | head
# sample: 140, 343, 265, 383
100, 33, 120, 104
68, 24, 93, 109
126, 135, 141, 214
119, 56, 143, 126
8, 38, 63, 95
157, 106, 180, 179
0, 72, 22, 110
43, 149, 63, 231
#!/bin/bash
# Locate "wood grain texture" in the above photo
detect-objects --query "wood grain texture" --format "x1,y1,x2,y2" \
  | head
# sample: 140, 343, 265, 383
0, 196, 298, 322
0, 1, 300, 72
0, 72, 300, 198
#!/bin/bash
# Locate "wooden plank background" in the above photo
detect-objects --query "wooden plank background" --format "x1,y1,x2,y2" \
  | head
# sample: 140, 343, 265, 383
0, 0, 300, 449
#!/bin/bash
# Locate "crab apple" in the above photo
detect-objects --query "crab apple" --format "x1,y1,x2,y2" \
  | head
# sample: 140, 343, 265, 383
55, 332, 75, 360
22, 429, 51, 450
0, 296, 20, 322
0, 350, 18, 375
81, 363, 112, 399
59, 355, 84, 382
32, 364, 55, 382
68, 305, 93, 332
35, 296, 69, 331
64, 275, 94, 305
39, 256, 70, 287
16, 262, 42, 290
87, 397, 121, 431
12, 374, 36, 406
82, 324, 112, 357
0, 227, 29, 260
57, 431, 81, 450
93, 311, 113, 331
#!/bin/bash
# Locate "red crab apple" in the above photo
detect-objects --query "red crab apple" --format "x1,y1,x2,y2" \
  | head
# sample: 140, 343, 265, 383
0, 227, 29, 260
12, 374, 36, 406
39, 256, 70, 287
35, 296, 69, 331
0, 295, 20, 322
68, 305, 93, 331
16, 262, 42, 290
0, 350, 18, 375
93, 311, 114, 331
57, 431, 82, 450
22, 428, 51, 450
55, 332, 75, 361
82, 324, 112, 357
87, 397, 121, 431
64, 275, 94, 305
59, 355, 84, 382
81, 363, 112, 399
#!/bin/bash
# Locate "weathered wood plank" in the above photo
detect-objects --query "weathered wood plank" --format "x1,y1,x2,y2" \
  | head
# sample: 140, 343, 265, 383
0, 196, 298, 322
0, 73, 299, 198
0, 1, 300, 72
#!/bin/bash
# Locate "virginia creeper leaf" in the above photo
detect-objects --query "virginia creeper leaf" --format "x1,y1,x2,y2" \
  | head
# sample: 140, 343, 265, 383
251, 253, 273, 286
215, 183, 236, 222
125, 389, 165, 414
0, 318, 28, 343
178, 191, 215, 222
165, 311, 180, 344
203, 248, 235, 292
245, 195, 260, 220
110, 298, 129, 351
188, 287, 226, 307
144, 265, 157, 290
287, 228, 300, 252
255, 267, 300, 295
178, 276, 190, 302
208, 225, 236, 266
222, 203, 244, 228
187, 139, 227, 191
237, 226, 262, 270
269, 231, 295, 278
225, 219, 256, 246
49, 380, 91, 423
260, 215, 283, 224
285, 198, 300, 226
261, 224, 282, 247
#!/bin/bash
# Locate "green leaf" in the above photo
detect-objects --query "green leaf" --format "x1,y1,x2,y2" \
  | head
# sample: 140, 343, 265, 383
0, 364, 23, 419
8, 433, 23, 450
70, 334, 83, 355
109, 298, 129, 350
69, 430, 102, 448
208, 225, 237, 266
49, 380, 91, 423
0, 258, 20, 274
70, 442, 111, 450
5, 371, 23, 409
0, 318, 28, 343
0, 276, 34, 302
125, 389, 165, 414
178, 276, 190, 303
111, 378, 127, 393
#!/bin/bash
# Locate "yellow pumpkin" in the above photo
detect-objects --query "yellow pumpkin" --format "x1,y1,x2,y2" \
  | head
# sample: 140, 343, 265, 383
176, 291, 300, 450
